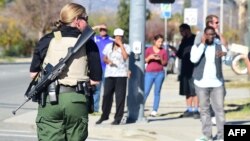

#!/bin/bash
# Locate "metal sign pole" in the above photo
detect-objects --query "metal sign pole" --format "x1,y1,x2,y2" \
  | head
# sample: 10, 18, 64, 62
127, 0, 146, 123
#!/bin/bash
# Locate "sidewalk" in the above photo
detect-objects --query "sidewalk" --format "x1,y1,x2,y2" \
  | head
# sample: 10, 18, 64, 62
3, 64, 250, 141
86, 68, 250, 141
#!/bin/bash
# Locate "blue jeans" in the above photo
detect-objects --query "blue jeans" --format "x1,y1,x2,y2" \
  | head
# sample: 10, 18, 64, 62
93, 82, 102, 112
144, 71, 165, 112
195, 85, 225, 140
93, 74, 105, 112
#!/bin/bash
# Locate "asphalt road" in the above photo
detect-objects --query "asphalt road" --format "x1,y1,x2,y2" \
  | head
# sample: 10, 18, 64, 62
1, 63, 250, 141
0, 63, 36, 141
0, 64, 106, 141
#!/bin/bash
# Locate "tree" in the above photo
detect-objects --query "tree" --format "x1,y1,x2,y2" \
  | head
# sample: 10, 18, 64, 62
183, 0, 191, 8
117, 0, 130, 43
0, 0, 70, 56
0, 17, 22, 49
5, 0, 70, 40
89, 11, 117, 36
224, 0, 247, 44
0, 0, 4, 7
146, 12, 183, 44
0, 17, 28, 56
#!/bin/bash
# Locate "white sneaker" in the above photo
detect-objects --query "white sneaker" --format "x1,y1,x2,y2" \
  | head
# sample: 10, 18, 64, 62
211, 117, 216, 125
150, 111, 157, 117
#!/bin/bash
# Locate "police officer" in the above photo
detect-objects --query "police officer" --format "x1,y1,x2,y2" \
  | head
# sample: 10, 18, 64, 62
29, 3, 102, 141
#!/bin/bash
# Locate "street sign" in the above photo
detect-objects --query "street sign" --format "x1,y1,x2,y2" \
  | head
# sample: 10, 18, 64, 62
184, 8, 198, 26
161, 4, 171, 19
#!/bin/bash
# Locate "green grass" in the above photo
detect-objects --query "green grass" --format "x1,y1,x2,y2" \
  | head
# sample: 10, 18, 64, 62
0, 56, 31, 63
0, 56, 15, 63
225, 98, 250, 120
225, 81, 250, 88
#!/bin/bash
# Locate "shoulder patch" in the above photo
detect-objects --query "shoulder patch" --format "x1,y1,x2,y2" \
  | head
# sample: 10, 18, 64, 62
54, 31, 62, 41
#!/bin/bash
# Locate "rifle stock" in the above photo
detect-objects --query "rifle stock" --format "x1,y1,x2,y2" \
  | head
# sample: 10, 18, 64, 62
12, 26, 95, 115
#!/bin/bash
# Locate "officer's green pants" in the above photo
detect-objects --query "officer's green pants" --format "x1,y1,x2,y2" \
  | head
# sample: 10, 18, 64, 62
36, 92, 88, 141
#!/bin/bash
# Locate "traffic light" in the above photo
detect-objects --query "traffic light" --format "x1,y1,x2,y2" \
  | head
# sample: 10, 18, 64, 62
149, 0, 175, 3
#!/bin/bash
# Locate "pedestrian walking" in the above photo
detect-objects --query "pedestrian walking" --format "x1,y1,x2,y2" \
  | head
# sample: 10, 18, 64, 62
29, 3, 102, 141
96, 28, 130, 125
191, 26, 227, 141
144, 34, 168, 117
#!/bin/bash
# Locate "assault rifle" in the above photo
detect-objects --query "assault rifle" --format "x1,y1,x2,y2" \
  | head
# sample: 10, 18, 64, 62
12, 26, 95, 115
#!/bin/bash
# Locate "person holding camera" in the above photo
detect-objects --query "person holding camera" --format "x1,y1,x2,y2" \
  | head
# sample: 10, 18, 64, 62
144, 34, 168, 117
29, 3, 102, 141
175, 23, 200, 119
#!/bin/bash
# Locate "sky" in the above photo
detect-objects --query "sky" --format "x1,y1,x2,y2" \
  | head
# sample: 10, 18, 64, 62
72, 0, 226, 29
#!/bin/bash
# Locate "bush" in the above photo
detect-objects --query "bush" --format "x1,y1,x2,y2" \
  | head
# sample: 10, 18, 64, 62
2, 40, 34, 57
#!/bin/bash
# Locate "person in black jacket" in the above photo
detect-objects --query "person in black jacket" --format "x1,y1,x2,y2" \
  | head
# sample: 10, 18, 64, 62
176, 23, 200, 119
29, 3, 102, 141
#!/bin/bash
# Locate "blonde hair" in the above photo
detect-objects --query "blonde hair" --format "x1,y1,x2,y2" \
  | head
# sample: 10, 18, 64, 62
57, 3, 86, 26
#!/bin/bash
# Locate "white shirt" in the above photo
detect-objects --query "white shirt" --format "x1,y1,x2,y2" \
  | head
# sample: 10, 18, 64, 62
103, 43, 131, 77
190, 43, 227, 88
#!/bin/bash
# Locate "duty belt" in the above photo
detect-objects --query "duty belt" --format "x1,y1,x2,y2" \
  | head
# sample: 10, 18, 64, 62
59, 85, 76, 93
59, 81, 88, 95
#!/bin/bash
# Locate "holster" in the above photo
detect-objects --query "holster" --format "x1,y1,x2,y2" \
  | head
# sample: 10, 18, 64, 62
76, 81, 96, 113
38, 91, 47, 107
48, 80, 59, 104
37, 63, 59, 106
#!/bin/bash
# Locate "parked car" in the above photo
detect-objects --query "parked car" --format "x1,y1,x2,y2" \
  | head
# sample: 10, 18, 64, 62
166, 45, 179, 75
225, 43, 248, 75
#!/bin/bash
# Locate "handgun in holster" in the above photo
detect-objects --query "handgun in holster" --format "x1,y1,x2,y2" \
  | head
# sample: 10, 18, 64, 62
76, 81, 96, 113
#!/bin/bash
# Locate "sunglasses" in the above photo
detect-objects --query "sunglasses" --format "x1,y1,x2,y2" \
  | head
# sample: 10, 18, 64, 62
100, 28, 107, 32
78, 16, 88, 22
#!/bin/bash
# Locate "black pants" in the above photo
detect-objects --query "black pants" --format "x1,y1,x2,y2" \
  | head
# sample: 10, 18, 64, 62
101, 77, 127, 122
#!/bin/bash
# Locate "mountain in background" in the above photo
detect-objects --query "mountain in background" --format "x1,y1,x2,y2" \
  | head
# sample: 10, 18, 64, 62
73, 0, 119, 13
73, 0, 226, 29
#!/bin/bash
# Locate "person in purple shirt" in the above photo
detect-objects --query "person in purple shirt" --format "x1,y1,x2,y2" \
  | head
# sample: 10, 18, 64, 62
92, 24, 113, 113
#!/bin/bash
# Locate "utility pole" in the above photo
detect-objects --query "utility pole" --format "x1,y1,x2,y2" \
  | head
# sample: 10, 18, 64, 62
247, 1, 250, 58
220, 0, 223, 33
127, 0, 146, 123
247, 0, 250, 47
203, 0, 208, 29
247, 0, 250, 81
164, 18, 168, 43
